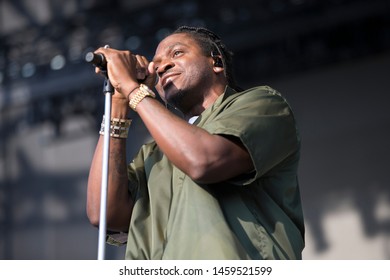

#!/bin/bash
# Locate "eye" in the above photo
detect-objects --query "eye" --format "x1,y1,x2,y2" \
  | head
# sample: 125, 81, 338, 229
172, 50, 183, 57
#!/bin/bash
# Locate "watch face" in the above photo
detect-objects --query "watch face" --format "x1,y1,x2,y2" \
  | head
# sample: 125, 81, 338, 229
141, 84, 156, 98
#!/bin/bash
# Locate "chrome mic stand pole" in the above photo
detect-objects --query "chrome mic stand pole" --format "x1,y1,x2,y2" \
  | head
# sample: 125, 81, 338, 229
97, 76, 114, 260
85, 48, 114, 260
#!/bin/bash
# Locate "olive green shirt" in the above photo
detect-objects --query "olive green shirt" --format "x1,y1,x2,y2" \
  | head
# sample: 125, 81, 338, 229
116, 86, 304, 259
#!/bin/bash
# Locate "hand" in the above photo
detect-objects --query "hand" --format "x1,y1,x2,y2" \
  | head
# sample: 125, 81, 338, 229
135, 55, 157, 90
93, 47, 155, 99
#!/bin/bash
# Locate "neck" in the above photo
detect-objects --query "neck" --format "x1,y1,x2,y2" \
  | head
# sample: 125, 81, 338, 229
182, 84, 227, 121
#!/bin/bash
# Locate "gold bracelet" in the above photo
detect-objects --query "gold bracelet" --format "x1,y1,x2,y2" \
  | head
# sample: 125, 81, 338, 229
129, 84, 156, 111
99, 115, 132, 138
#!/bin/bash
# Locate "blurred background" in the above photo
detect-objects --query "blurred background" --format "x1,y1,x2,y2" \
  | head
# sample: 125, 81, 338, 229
0, 0, 389, 260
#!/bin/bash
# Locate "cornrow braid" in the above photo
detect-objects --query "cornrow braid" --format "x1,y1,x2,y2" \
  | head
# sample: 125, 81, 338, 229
172, 26, 242, 91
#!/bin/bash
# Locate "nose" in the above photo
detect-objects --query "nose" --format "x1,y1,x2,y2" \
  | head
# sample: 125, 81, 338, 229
157, 59, 174, 78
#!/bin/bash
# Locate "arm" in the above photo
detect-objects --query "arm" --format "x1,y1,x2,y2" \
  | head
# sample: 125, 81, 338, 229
134, 97, 253, 183
86, 48, 253, 229
94, 48, 253, 184
86, 98, 133, 232
86, 49, 145, 231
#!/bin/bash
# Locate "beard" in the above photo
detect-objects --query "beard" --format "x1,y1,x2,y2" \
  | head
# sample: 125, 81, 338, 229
159, 68, 212, 114
167, 88, 185, 108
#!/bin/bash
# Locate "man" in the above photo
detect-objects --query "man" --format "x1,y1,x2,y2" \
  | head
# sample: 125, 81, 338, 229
87, 26, 305, 259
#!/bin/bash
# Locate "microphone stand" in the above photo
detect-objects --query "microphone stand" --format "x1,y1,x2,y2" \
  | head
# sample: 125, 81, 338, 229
98, 75, 114, 260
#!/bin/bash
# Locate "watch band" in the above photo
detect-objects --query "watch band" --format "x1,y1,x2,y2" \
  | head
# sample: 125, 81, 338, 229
129, 84, 156, 111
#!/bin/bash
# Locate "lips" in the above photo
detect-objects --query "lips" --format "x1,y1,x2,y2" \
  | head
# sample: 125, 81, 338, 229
161, 72, 180, 88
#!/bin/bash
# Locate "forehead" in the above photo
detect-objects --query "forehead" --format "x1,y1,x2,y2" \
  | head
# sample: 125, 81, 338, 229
153, 33, 201, 59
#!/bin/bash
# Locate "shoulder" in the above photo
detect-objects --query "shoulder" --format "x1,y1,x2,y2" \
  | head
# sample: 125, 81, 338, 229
233, 85, 284, 101
223, 85, 292, 115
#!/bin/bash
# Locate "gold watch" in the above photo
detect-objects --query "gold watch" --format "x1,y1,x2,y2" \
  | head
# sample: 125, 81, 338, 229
129, 84, 156, 111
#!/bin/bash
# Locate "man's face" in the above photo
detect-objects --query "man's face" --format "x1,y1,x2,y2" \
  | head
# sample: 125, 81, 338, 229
152, 33, 214, 109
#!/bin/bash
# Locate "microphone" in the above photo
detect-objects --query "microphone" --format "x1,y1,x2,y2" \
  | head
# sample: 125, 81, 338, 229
85, 52, 107, 69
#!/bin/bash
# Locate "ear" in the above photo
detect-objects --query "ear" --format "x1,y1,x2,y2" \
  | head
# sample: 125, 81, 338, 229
211, 51, 224, 72
213, 64, 224, 74
214, 58, 223, 67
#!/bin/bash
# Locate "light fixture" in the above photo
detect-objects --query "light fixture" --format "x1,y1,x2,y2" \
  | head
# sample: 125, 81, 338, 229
50, 55, 66, 70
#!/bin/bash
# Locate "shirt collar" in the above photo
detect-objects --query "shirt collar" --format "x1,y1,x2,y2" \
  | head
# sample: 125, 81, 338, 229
191, 86, 237, 126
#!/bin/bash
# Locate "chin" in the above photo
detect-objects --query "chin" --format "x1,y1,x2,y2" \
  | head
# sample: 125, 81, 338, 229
164, 85, 182, 100
168, 93, 185, 110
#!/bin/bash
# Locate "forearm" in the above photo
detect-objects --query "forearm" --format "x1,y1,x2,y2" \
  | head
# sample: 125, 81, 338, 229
86, 98, 133, 232
135, 97, 253, 183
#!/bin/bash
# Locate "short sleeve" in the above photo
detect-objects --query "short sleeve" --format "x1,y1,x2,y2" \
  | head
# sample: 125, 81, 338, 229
201, 86, 300, 183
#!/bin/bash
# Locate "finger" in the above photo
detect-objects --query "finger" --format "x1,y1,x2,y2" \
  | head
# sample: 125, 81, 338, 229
145, 61, 157, 88
135, 55, 147, 80
95, 47, 108, 56
148, 61, 156, 75
135, 55, 149, 72
91, 48, 110, 69
135, 54, 146, 65
94, 47, 120, 62
139, 56, 150, 71
95, 66, 106, 77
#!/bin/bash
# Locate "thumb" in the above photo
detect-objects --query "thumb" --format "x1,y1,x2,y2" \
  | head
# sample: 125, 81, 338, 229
144, 61, 157, 89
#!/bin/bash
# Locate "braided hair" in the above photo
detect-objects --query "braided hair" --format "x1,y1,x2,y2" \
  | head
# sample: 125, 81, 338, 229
172, 26, 242, 91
